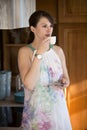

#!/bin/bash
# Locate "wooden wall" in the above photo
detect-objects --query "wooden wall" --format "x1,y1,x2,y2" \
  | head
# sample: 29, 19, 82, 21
58, 0, 87, 130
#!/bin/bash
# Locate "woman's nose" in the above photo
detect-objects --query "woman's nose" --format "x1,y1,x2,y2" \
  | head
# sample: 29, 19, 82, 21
47, 26, 51, 32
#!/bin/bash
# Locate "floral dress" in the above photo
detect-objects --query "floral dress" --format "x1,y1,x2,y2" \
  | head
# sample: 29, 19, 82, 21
21, 45, 72, 130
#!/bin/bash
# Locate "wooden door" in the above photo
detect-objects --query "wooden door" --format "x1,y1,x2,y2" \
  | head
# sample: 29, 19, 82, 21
59, 24, 87, 130
58, 0, 87, 129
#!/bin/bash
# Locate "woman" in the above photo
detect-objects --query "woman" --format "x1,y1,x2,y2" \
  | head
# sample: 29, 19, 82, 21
18, 10, 72, 130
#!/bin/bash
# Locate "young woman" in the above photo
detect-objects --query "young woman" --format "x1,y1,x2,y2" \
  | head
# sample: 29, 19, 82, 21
18, 10, 72, 130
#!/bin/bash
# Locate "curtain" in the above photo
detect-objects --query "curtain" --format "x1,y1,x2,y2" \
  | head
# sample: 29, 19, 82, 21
0, 0, 36, 29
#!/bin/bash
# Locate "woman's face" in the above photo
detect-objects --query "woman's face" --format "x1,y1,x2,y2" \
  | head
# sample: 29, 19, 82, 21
31, 17, 53, 40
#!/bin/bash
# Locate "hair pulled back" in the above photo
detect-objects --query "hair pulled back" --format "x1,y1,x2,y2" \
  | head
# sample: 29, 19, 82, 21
27, 10, 54, 44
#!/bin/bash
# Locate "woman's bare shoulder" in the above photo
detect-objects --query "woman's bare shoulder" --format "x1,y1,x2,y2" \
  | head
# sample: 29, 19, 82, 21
18, 45, 32, 56
18, 45, 34, 63
53, 45, 64, 55
19, 45, 30, 53
53, 45, 66, 62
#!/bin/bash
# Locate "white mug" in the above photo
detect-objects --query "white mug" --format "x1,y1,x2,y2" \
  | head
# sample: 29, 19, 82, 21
50, 36, 56, 45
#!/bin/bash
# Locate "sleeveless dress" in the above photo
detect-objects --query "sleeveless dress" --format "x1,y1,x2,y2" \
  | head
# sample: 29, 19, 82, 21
21, 45, 72, 130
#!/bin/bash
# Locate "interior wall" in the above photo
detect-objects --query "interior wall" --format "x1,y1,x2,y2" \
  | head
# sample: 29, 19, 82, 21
36, 0, 58, 43
36, 0, 58, 21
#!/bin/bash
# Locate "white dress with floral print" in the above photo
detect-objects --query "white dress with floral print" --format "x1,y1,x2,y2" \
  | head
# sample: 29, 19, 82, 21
21, 48, 72, 130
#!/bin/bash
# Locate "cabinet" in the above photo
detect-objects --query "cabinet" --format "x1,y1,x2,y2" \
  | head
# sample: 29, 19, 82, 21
0, 93, 23, 130
0, 28, 29, 130
58, 0, 87, 129
0, 127, 20, 130
2, 28, 29, 90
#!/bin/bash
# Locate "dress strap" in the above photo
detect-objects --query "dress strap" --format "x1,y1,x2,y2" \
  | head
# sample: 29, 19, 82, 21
27, 44, 37, 61
49, 44, 54, 48
27, 44, 36, 52
28, 44, 54, 51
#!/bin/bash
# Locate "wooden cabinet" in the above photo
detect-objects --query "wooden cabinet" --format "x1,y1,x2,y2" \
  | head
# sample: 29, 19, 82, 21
58, 0, 87, 23
2, 28, 29, 90
0, 93, 23, 130
58, 24, 87, 129
1, 29, 27, 130
0, 127, 21, 130
58, 0, 87, 129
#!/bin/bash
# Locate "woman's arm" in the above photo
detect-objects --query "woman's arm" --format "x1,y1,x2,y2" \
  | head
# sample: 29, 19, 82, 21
18, 37, 51, 90
18, 46, 41, 91
54, 45, 70, 87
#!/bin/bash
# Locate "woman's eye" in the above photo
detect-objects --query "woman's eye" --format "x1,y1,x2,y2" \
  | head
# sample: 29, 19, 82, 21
50, 24, 54, 28
43, 25, 47, 28
42, 25, 53, 28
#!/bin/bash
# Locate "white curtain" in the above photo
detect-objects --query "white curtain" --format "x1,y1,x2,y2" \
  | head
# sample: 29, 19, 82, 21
0, 0, 36, 29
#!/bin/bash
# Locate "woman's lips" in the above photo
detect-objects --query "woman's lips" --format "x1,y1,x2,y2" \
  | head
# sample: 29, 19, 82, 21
45, 34, 50, 37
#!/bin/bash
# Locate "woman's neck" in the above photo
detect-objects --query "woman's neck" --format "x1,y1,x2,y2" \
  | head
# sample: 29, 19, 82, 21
31, 39, 41, 50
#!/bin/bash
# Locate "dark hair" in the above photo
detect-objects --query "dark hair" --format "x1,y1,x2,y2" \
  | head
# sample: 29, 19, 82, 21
27, 10, 54, 44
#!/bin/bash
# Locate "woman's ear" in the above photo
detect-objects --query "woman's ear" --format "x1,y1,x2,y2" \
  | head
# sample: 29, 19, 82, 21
30, 26, 35, 33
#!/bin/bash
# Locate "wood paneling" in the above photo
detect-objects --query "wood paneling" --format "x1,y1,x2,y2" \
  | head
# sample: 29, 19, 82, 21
58, 0, 87, 23
58, 24, 87, 130
58, 1, 87, 128
36, 0, 58, 22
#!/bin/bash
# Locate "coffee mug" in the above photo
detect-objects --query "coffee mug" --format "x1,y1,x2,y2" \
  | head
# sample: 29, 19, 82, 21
50, 36, 56, 45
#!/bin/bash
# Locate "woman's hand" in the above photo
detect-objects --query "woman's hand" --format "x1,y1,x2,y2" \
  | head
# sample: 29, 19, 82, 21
37, 37, 50, 54
52, 78, 67, 90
